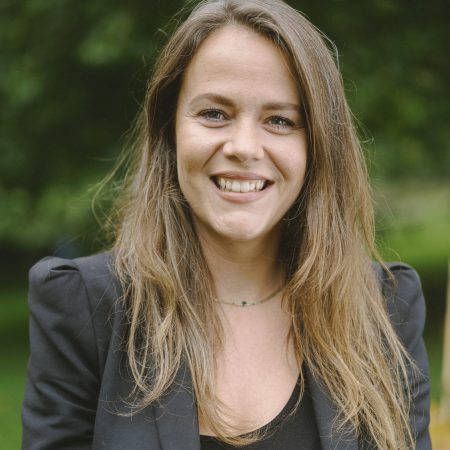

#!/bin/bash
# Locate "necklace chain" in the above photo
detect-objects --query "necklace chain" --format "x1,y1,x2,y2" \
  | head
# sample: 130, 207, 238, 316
213, 285, 283, 307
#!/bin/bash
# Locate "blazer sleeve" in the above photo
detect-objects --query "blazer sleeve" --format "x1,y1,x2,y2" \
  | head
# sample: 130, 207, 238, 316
22, 257, 100, 450
385, 263, 432, 450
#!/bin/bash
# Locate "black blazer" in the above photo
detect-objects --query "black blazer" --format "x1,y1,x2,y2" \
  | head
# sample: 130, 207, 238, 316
22, 252, 431, 449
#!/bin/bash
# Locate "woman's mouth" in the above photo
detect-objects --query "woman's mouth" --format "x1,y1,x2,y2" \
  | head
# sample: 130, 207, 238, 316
212, 176, 270, 193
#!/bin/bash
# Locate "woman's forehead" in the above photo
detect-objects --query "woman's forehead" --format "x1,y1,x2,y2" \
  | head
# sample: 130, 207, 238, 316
178, 25, 300, 106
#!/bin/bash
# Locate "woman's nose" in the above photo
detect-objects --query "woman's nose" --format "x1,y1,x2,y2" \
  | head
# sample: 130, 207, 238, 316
222, 120, 264, 162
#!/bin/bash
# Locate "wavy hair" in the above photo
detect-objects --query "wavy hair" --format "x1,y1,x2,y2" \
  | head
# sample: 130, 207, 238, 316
110, 0, 415, 447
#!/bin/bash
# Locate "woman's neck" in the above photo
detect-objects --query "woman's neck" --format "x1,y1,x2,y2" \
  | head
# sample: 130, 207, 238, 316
197, 228, 284, 304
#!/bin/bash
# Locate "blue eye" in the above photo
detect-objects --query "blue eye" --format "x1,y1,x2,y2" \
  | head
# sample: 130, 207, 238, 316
200, 109, 226, 121
268, 116, 294, 127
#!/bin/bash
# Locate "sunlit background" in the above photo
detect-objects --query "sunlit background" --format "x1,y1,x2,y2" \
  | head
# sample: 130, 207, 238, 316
1, 0, 449, 447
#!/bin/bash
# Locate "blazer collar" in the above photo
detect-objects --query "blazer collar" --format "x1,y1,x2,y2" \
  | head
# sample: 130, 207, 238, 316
153, 363, 358, 450
153, 361, 201, 450
306, 367, 358, 450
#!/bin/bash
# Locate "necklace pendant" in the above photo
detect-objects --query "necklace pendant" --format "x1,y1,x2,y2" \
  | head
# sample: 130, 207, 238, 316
213, 285, 283, 307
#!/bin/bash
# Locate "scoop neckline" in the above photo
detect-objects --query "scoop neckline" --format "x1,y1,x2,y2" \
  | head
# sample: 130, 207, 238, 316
200, 379, 301, 441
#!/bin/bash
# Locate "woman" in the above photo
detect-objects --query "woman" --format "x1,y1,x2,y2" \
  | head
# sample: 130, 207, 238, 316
22, 0, 431, 449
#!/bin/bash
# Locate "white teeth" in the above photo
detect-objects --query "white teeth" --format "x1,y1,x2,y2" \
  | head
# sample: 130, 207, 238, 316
215, 177, 267, 193
240, 181, 250, 193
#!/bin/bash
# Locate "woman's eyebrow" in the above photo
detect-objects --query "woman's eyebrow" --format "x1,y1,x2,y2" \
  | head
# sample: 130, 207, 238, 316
188, 93, 301, 112
189, 93, 234, 108
262, 101, 301, 112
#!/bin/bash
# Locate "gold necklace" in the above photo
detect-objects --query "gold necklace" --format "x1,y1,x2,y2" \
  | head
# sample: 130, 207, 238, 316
212, 285, 283, 307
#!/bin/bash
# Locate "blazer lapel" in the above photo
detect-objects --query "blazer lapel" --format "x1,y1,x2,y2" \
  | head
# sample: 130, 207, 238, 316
153, 361, 201, 450
306, 368, 358, 450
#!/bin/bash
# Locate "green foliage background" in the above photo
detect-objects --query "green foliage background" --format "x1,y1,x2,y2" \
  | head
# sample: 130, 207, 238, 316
0, 0, 449, 447
1, 0, 448, 256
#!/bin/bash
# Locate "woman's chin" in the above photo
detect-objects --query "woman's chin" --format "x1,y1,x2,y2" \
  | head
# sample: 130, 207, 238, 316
202, 218, 280, 246
215, 227, 262, 243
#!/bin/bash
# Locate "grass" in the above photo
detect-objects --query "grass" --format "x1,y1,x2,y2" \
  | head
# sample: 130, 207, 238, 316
0, 286, 28, 449
0, 345, 28, 449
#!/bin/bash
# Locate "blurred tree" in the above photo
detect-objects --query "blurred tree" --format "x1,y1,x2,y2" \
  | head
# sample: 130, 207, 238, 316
0, 0, 183, 255
0, 0, 448, 255
300, 0, 450, 179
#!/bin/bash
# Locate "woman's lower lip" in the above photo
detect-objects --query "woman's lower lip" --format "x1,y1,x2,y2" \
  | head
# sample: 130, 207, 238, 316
212, 179, 270, 203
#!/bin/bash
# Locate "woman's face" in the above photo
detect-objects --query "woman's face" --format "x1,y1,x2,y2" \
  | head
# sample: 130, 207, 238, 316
175, 25, 307, 246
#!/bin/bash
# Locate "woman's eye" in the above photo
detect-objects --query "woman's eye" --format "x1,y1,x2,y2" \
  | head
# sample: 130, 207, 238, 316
199, 109, 226, 121
268, 116, 295, 128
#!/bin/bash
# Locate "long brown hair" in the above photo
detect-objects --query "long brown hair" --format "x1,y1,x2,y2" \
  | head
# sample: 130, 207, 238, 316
110, 0, 415, 447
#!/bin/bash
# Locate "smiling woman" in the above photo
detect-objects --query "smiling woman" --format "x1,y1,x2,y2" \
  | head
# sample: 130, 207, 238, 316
22, 1, 431, 449
176, 25, 307, 245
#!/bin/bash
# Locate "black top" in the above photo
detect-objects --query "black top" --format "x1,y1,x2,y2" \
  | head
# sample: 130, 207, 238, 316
200, 377, 321, 449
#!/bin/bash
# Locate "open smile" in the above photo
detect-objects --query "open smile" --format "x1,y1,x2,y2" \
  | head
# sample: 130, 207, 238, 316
211, 174, 273, 194
213, 176, 268, 193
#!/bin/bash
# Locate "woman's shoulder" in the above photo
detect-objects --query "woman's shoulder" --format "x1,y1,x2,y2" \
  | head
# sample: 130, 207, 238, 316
384, 261, 423, 292
24, 251, 123, 446
28, 251, 122, 361
29, 251, 114, 284
375, 261, 425, 309
374, 261, 426, 347
29, 251, 120, 307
